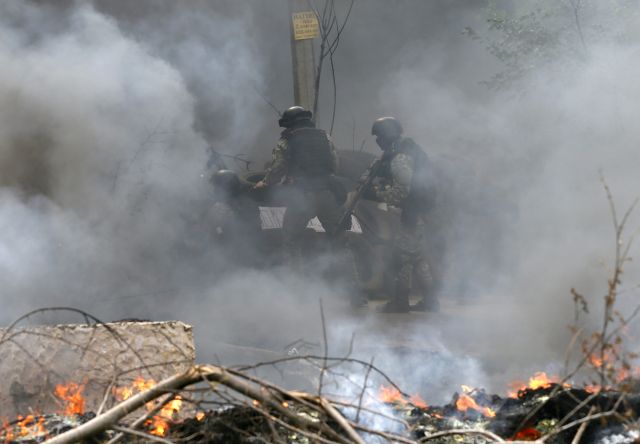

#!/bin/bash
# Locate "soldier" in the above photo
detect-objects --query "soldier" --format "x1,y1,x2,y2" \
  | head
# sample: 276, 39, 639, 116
210, 169, 263, 265
254, 106, 364, 306
367, 117, 439, 313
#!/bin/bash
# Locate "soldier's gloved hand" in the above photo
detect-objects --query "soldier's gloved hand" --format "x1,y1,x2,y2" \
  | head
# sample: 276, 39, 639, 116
253, 180, 267, 190
362, 184, 379, 200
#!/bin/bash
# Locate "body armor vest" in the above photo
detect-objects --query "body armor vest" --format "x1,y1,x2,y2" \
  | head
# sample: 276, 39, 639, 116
379, 138, 437, 213
286, 128, 335, 177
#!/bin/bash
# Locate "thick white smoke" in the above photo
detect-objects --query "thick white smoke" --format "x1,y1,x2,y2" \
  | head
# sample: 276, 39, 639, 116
0, 2, 223, 320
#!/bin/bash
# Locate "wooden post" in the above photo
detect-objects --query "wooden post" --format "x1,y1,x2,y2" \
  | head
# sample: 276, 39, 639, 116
288, 0, 318, 111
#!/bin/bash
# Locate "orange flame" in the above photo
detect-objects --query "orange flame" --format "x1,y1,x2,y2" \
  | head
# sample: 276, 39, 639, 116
54, 382, 85, 416
378, 385, 404, 404
456, 393, 496, 418
14, 415, 46, 438
113, 376, 158, 402
588, 345, 623, 372
378, 385, 429, 409
508, 372, 558, 398
589, 354, 604, 368
148, 396, 183, 436
616, 367, 630, 383
113, 377, 183, 437
409, 394, 428, 409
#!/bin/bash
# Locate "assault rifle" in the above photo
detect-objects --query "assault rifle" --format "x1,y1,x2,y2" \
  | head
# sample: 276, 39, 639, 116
334, 154, 387, 235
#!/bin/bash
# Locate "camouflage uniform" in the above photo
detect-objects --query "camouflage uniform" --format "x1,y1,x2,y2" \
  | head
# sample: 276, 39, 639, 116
263, 126, 363, 305
372, 138, 437, 311
263, 126, 342, 262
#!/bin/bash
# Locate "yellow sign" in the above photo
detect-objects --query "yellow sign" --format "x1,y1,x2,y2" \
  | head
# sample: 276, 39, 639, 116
292, 11, 319, 40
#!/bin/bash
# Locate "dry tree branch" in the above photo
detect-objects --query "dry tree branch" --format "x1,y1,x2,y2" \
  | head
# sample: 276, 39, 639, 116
540, 410, 623, 443
320, 398, 366, 444
329, 398, 410, 429
319, 298, 329, 397
238, 355, 409, 398
252, 408, 343, 444
96, 378, 117, 417
552, 391, 600, 433
349, 422, 416, 444
563, 325, 584, 377
106, 393, 177, 444
418, 428, 505, 443
355, 356, 374, 424
570, 406, 596, 444
307, 0, 354, 127
42, 364, 378, 444
517, 181, 640, 436
110, 425, 175, 444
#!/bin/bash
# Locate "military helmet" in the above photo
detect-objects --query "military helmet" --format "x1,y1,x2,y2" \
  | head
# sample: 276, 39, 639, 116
279, 106, 313, 128
371, 117, 403, 141
211, 169, 241, 194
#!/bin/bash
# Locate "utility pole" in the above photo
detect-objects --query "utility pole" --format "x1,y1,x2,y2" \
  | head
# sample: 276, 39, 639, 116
288, 0, 319, 112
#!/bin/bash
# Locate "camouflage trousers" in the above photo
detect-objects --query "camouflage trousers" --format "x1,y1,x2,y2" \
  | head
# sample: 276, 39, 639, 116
393, 218, 433, 302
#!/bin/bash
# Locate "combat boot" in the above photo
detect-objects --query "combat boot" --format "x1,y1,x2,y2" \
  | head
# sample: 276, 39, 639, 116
377, 285, 410, 313
350, 293, 368, 308
410, 296, 440, 312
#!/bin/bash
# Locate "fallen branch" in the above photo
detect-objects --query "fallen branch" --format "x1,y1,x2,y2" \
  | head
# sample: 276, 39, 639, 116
43, 364, 363, 444
111, 425, 175, 444
418, 428, 505, 443
570, 406, 596, 444
107, 393, 177, 444
320, 398, 366, 444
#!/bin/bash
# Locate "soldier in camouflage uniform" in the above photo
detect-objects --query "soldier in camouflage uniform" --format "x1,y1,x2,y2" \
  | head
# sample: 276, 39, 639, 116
367, 117, 439, 313
255, 106, 365, 306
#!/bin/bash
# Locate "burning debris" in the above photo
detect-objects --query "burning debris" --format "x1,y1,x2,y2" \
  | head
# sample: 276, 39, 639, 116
2, 362, 640, 444
1, 193, 638, 443
0, 317, 195, 420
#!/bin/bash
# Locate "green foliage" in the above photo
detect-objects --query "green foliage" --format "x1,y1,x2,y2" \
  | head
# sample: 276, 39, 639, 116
465, 0, 640, 91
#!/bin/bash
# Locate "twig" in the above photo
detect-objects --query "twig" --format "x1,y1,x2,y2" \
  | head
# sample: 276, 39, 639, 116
111, 425, 175, 444
96, 379, 116, 416
355, 356, 374, 423
253, 407, 343, 444
554, 391, 600, 432
252, 85, 282, 117
320, 398, 366, 444
419, 428, 505, 442
329, 399, 409, 428
350, 422, 415, 444
570, 406, 595, 444
106, 393, 177, 444
238, 355, 408, 399
319, 299, 329, 397
540, 410, 620, 442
